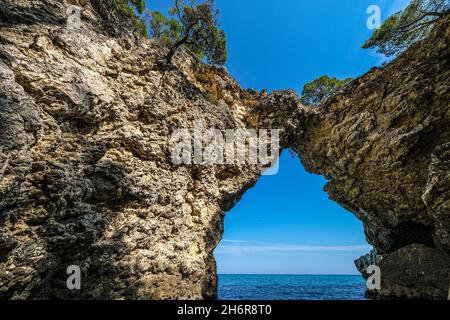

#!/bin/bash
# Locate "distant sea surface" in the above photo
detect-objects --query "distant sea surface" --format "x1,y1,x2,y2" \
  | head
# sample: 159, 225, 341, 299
218, 274, 367, 300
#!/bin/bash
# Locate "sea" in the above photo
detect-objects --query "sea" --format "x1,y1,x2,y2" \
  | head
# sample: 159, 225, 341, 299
218, 274, 367, 300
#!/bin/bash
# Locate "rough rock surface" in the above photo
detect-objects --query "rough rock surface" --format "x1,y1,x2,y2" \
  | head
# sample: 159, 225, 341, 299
0, 0, 449, 300
0, 0, 301, 299
292, 13, 450, 299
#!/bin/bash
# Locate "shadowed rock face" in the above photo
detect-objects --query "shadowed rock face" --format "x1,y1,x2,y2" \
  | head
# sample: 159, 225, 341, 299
0, 0, 449, 300
292, 13, 450, 299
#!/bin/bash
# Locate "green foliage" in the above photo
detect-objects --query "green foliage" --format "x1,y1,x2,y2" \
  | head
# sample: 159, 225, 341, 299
134, 18, 149, 37
300, 76, 353, 107
147, 10, 169, 38
129, 0, 146, 14
146, 10, 182, 45
147, 0, 227, 65
100, 0, 148, 37
207, 29, 227, 66
363, 0, 449, 56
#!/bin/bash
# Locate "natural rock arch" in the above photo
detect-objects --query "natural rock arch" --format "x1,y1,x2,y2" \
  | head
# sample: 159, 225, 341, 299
0, 0, 449, 300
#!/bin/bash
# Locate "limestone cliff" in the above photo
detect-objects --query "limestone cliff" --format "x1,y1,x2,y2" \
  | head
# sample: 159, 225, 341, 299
0, 0, 449, 300
293, 14, 450, 299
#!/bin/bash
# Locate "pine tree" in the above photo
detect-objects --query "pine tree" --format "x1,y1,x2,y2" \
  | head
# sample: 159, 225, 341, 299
363, 0, 449, 56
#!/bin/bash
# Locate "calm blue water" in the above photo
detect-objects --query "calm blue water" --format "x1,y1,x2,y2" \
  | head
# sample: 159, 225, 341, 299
218, 274, 367, 300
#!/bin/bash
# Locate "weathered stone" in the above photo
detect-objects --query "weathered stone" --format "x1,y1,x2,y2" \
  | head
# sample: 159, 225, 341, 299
0, 0, 449, 300
293, 12, 450, 299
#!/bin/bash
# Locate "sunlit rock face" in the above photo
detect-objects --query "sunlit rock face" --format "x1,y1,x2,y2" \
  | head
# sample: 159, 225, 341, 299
0, 0, 449, 300
0, 0, 301, 299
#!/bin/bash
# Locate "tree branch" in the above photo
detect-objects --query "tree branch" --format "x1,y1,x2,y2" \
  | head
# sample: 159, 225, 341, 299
174, 0, 186, 25
396, 12, 442, 32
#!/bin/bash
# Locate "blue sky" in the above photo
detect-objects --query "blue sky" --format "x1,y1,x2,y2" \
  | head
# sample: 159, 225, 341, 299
145, 0, 411, 274
215, 151, 373, 275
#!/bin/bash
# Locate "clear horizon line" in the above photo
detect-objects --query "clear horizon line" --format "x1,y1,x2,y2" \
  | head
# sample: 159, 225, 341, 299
218, 273, 363, 276
216, 244, 372, 254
